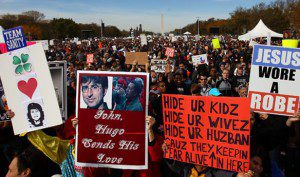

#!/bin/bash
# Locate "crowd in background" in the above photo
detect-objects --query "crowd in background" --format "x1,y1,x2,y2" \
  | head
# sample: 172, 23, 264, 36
0, 35, 300, 177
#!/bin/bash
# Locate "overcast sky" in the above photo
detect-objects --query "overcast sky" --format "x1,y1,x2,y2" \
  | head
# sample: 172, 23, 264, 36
0, 0, 276, 33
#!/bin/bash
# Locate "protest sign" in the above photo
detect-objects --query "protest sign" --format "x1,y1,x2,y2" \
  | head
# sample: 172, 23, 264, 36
212, 38, 220, 49
183, 36, 188, 42
125, 52, 148, 65
2, 26, 27, 51
49, 39, 54, 46
150, 59, 175, 73
33, 40, 49, 50
112, 45, 117, 51
171, 37, 177, 42
248, 44, 300, 116
75, 71, 149, 169
282, 39, 299, 48
163, 94, 250, 173
165, 47, 175, 58
195, 35, 200, 41
192, 54, 208, 66
49, 61, 68, 121
0, 43, 62, 134
98, 42, 103, 49
0, 78, 9, 122
140, 34, 147, 46
86, 54, 94, 64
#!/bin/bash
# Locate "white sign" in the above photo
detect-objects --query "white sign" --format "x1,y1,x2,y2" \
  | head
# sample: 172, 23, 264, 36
33, 40, 49, 50
140, 34, 147, 46
192, 54, 208, 66
248, 44, 300, 116
0, 44, 62, 134
151, 59, 175, 73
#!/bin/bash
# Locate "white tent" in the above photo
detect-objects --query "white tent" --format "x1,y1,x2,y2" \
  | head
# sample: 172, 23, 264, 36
0, 26, 5, 43
183, 31, 191, 35
238, 19, 283, 41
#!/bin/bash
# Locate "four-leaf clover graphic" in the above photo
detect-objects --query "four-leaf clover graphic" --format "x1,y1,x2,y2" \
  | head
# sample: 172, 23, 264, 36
13, 54, 32, 74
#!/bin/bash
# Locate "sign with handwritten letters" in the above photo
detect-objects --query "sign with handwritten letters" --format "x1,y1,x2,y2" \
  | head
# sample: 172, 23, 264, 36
0, 43, 62, 134
192, 54, 208, 66
165, 47, 175, 58
163, 94, 250, 173
249, 44, 300, 116
76, 71, 149, 169
151, 59, 175, 73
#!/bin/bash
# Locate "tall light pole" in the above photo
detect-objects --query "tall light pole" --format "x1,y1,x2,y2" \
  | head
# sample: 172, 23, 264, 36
196, 17, 200, 36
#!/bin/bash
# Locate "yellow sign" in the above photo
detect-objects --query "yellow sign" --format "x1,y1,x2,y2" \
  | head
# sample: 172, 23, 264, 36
212, 38, 220, 49
282, 39, 299, 48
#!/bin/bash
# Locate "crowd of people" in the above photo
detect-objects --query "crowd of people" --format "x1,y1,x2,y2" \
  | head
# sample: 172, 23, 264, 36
0, 35, 300, 177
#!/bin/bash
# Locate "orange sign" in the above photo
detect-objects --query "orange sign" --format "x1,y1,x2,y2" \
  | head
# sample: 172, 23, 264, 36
165, 47, 175, 58
86, 54, 94, 64
98, 42, 103, 49
163, 94, 250, 173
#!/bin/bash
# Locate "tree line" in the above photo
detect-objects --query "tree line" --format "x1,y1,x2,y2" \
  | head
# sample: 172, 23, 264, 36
173, 0, 299, 36
0, 0, 299, 39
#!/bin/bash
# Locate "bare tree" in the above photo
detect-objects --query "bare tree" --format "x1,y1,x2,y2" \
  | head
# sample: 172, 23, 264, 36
22, 11, 45, 22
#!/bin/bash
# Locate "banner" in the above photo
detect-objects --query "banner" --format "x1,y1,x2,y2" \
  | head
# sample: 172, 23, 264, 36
140, 34, 147, 46
2, 26, 27, 51
125, 52, 148, 65
0, 44, 62, 134
192, 54, 208, 66
86, 54, 94, 64
282, 39, 299, 48
49, 61, 68, 121
163, 94, 250, 173
212, 38, 220, 49
150, 59, 174, 73
76, 71, 149, 169
248, 44, 300, 116
0, 78, 9, 122
165, 47, 175, 58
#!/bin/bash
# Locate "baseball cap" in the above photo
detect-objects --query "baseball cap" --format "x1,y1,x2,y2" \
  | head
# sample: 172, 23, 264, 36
209, 88, 221, 96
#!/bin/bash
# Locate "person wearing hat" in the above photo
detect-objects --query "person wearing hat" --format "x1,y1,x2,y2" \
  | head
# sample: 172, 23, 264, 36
208, 88, 222, 96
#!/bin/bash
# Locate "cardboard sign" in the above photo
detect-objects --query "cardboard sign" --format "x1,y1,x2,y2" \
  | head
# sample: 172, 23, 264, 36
150, 59, 175, 73
140, 34, 147, 46
125, 52, 148, 65
248, 44, 300, 116
86, 54, 94, 64
33, 40, 49, 50
75, 71, 149, 169
192, 54, 208, 66
2, 26, 27, 51
165, 47, 175, 58
48, 61, 68, 121
163, 94, 250, 173
0, 44, 62, 134
0, 78, 9, 122
282, 39, 299, 48
212, 38, 220, 49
